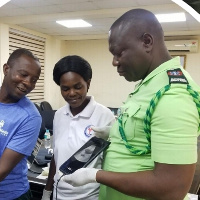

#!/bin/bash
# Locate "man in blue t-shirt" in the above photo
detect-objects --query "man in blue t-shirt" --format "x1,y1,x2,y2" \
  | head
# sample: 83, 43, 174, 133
0, 48, 42, 200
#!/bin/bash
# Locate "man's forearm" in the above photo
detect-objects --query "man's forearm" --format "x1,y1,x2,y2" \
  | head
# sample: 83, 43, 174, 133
96, 163, 195, 200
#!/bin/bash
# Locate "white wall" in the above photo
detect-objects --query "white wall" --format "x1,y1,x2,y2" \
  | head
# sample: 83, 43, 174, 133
0, 24, 9, 83
44, 37, 66, 109
61, 39, 135, 108
0, 23, 200, 110
60, 38, 200, 109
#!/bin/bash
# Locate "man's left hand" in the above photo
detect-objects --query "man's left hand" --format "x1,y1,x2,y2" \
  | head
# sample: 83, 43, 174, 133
91, 126, 111, 140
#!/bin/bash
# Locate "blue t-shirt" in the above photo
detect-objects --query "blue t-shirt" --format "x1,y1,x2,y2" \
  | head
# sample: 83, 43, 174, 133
0, 96, 42, 200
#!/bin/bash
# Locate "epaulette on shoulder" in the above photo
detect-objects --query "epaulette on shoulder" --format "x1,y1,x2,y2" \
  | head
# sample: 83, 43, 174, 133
167, 68, 188, 85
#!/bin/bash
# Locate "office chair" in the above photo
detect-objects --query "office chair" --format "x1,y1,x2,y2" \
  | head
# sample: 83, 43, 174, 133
34, 103, 42, 113
34, 103, 46, 139
40, 110, 56, 136
40, 101, 53, 111
107, 107, 118, 116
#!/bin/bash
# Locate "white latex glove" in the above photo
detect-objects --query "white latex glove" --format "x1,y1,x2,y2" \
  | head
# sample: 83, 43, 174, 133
61, 168, 100, 187
187, 193, 198, 200
91, 126, 111, 140
41, 189, 52, 200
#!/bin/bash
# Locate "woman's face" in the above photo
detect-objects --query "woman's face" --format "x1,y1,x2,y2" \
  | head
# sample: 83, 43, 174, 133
59, 71, 90, 109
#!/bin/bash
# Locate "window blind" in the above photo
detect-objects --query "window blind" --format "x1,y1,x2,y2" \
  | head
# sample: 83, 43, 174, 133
9, 28, 45, 103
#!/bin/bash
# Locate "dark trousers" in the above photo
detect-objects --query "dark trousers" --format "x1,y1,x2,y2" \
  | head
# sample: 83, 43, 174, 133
14, 189, 33, 200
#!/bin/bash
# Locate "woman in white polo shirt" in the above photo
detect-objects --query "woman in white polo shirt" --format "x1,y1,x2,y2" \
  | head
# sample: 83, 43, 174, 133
42, 55, 115, 200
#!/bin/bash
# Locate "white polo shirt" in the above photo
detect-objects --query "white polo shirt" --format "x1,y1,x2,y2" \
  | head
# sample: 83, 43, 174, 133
53, 96, 115, 200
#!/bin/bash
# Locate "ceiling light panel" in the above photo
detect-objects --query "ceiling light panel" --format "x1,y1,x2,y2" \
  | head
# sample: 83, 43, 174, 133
56, 19, 92, 28
0, 0, 10, 8
172, 0, 200, 22
156, 12, 186, 22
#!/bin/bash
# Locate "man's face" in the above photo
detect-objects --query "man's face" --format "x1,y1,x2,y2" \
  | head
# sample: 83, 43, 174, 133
3, 55, 41, 103
108, 27, 150, 82
60, 71, 90, 109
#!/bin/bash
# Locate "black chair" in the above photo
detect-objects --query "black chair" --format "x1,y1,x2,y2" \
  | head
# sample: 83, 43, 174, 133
34, 103, 42, 113
40, 101, 53, 111
34, 103, 46, 139
107, 107, 118, 116
34, 102, 55, 139
40, 110, 56, 136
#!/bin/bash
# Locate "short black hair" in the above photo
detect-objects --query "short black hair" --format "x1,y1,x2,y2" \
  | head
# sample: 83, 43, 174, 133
7, 48, 39, 66
53, 55, 92, 85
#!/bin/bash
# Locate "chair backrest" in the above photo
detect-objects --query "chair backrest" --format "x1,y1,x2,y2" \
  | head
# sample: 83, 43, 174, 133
34, 103, 42, 113
34, 103, 46, 139
107, 107, 118, 116
40, 101, 53, 111
40, 110, 56, 136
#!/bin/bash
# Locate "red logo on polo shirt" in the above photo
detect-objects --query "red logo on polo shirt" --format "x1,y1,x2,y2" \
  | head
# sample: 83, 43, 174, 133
84, 125, 94, 137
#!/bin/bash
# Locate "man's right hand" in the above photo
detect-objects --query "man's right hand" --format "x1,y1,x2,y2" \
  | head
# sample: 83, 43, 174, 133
41, 189, 52, 200
61, 168, 100, 187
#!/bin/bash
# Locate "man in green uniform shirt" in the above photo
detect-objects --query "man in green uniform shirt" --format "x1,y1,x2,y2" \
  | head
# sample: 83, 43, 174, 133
62, 8, 200, 200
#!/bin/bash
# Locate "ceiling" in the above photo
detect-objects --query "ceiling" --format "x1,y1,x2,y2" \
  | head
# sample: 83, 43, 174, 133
0, 0, 200, 40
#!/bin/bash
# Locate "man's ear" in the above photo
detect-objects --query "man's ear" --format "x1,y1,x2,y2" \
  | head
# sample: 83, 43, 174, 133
87, 79, 91, 91
142, 33, 153, 53
3, 64, 10, 76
